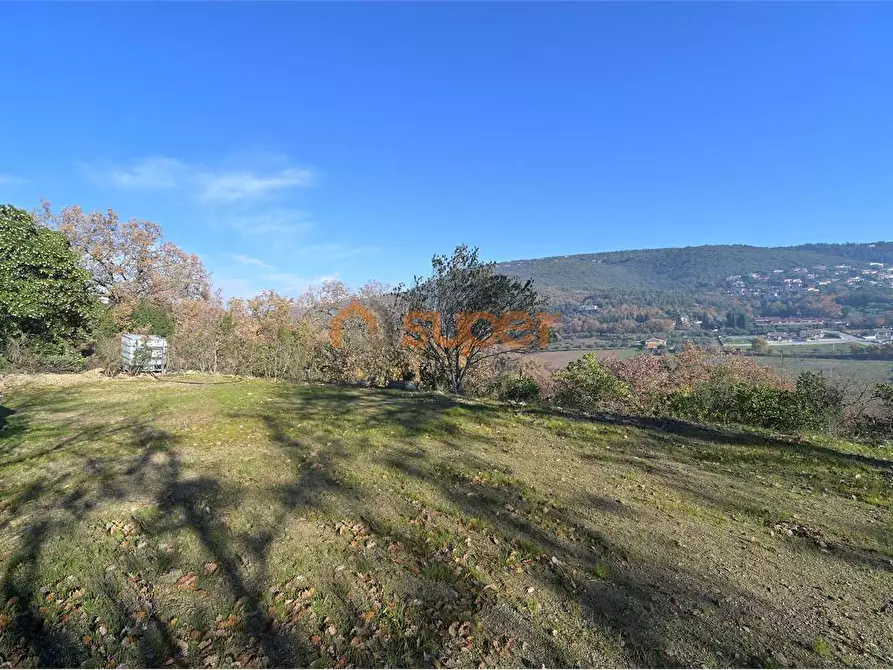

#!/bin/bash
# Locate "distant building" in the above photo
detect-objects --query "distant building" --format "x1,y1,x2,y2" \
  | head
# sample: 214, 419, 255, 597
873, 329, 893, 344
643, 337, 668, 351
800, 329, 826, 341
766, 332, 792, 342
754, 317, 824, 327
676, 315, 701, 329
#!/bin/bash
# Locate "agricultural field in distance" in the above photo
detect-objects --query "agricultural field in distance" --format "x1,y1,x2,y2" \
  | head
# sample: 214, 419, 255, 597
721, 340, 874, 356
532, 346, 893, 391
528, 348, 639, 368
752, 356, 893, 388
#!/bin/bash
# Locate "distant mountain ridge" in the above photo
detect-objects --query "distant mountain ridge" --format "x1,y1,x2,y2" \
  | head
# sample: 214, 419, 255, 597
496, 242, 893, 297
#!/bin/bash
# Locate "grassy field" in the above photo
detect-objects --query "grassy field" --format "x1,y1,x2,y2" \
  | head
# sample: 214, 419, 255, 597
722, 341, 874, 355
529, 348, 639, 368
751, 356, 893, 388
1, 373, 892, 668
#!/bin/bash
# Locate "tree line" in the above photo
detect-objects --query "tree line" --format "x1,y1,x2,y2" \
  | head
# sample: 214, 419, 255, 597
2, 201, 891, 442
1, 203, 547, 394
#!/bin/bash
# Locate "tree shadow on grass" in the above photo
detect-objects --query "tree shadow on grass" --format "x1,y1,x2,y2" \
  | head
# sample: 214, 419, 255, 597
234, 389, 577, 666
4, 380, 891, 667
0, 392, 316, 667
248, 387, 822, 667
265, 385, 501, 446
522, 404, 893, 472
266, 386, 893, 665
0, 405, 15, 433
375, 447, 813, 668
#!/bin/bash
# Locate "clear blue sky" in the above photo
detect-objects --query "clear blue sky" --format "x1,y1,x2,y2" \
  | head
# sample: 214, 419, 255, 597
1, 3, 891, 298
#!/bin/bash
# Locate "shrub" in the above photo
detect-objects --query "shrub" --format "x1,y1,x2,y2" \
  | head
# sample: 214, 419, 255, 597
497, 376, 541, 403
852, 383, 893, 442
89, 334, 124, 374
792, 371, 845, 433
664, 381, 793, 430
663, 371, 844, 434
37, 349, 88, 373
602, 346, 791, 416
552, 354, 630, 413
876, 383, 893, 408
1, 335, 87, 373
601, 353, 668, 413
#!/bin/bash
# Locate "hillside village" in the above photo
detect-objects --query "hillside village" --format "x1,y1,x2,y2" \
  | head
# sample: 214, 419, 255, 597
499, 245, 893, 350
724, 260, 893, 298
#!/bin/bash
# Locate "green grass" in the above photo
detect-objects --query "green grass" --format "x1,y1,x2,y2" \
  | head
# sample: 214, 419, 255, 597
812, 637, 832, 659
1, 373, 892, 667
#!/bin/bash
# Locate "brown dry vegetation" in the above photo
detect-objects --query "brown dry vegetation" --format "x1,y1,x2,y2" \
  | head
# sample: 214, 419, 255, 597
1, 373, 892, 668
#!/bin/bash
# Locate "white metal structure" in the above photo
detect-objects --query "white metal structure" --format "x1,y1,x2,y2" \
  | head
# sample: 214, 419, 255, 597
121, 334, 168, 373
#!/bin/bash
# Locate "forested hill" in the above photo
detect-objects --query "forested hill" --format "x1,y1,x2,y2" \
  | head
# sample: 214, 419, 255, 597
496, 242, 893, 295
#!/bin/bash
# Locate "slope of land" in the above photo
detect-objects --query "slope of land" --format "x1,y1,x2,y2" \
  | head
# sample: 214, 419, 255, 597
496, 242, 893, 295
1, 373, 892, 668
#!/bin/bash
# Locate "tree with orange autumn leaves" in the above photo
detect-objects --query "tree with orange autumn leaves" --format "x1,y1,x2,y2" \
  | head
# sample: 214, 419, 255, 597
35, 201, 211, 331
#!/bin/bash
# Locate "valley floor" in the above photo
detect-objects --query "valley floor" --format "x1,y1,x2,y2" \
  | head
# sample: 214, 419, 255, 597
0, 373, 891, 668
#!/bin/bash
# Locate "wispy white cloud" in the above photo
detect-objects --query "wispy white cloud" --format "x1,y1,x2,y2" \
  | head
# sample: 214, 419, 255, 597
0, 173, 27, 186
228, 210, 315, 237
86, 155, 314, 203
197, 168, 314, 204
104, 157, 186, 189
228, 253, 274, 270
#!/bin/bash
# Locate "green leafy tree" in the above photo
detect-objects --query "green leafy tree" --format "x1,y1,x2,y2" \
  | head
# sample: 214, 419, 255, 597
0, 204, 96, 345
398, 245, 548, 394
127, 299, 175, 337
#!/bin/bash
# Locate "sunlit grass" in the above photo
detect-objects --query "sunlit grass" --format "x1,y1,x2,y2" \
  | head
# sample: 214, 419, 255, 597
1, 373, 891, 667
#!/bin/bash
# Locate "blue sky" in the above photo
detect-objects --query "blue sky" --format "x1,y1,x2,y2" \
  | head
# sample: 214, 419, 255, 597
1, 3, 892, 298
